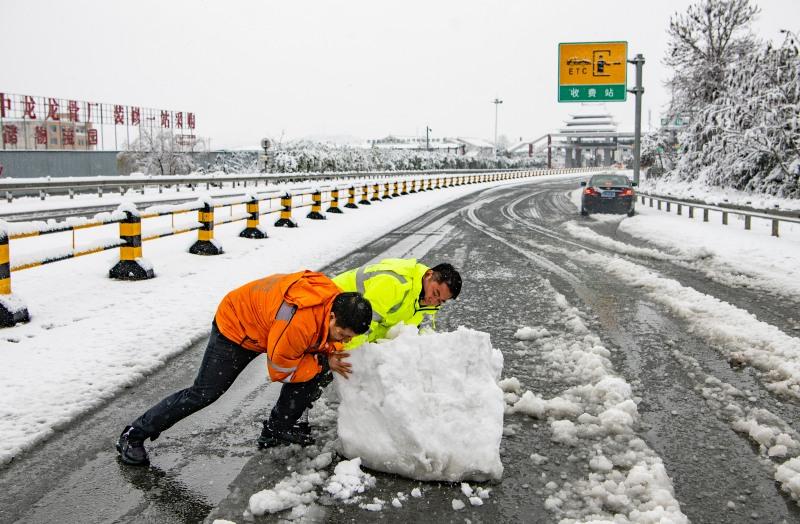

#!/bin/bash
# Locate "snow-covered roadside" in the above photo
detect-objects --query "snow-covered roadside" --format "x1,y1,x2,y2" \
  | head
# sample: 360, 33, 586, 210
566, 187, 800, 300
637, 170, 800, 213
0, 174, 574, 466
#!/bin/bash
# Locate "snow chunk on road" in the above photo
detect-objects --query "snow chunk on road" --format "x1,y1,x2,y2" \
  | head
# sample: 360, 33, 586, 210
324, 457, 376, 502
514, 326, 551, 340
335, 325, 504, 481
247, 471, 325, 516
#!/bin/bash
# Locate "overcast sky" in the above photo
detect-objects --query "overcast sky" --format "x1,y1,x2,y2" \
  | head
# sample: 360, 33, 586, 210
2, 0, 797, 149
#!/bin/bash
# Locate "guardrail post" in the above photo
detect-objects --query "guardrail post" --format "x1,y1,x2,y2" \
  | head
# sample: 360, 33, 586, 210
382, 182, 392, 200
359, 184, 371, 205
392, 181, 400, 197
703, 209, 709, 222
109, 210, 156, 280
327, 188, 344, 213
307, 190, 326, 220
240, 197, 267, 239
401, 180, 408, 195
772, 219, 779, 237
190, 202, 224, 254
677, 204, 682, 216
0, 229, 30, 328
689, 206, 694, 218
744, 215, 751, 230
640, 196, 645, 204
657, 200, 662, 210
648, 197, 652, 207
371, 183, 381, 202
275, 193, 298, 227
6, 191, 12, 203
39, 190, 46, 201
722, 211, 728, 225
345, 186, 358, 209
666, 202, 671, 212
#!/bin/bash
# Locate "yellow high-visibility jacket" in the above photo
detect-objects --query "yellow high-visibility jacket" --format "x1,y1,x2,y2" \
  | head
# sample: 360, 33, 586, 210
332, 258, 439, 349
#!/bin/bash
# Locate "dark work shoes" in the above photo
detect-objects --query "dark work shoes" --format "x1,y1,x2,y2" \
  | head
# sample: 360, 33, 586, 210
116, 426, 150, 466
257, 420, 314, 449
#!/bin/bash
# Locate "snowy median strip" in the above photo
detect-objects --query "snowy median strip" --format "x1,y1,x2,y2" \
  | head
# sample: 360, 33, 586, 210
581, 251, 800, 399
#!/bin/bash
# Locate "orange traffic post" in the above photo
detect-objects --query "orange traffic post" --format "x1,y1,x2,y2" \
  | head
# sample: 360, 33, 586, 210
275, 193, 298, 227
0, 229, 30, 327
371, 182, 381, 202
190, 202, 224, 254
307, 190, 326, 220
345, 186, 358, 209
110, 210, 157, 279
359, 184, 371, 205
240, 197, 267, 238
327, 188, 344, 213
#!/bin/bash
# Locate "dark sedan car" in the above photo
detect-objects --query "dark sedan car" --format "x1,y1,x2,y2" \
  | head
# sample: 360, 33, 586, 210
580, 174, 637, 217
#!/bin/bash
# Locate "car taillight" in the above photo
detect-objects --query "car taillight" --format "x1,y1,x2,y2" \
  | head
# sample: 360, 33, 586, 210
584, 187, 599, 196
619, 188, 633, 197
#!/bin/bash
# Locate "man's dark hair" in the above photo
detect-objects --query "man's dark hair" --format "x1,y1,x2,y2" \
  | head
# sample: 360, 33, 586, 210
332, 292, 372, 334
431, 263, 462, 299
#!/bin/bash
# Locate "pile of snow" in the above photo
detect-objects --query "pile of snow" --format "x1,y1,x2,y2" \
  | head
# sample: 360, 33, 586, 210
246, 456, 376, 518
335, 324, 505, 481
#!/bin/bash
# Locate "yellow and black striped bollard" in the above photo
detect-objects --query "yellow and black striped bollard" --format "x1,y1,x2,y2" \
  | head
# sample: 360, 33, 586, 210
0, 230, 30, 327
345, 186, 358, 209
275, 193, 298, 227
240, 197, 267, 238
392, 181, 400, 197
307, 190, 326, 220
371, 182, 382, 202
110, 211, 156, 279
190, 202, 224, 254
408, 179, 417, 193
382, 182, 392, 200
359, 184, 371, 205
401, 180, 408, 195
327, 188, 344, 213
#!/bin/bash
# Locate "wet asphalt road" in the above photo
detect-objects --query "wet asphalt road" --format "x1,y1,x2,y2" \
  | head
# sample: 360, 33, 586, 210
1, 176, 800, 523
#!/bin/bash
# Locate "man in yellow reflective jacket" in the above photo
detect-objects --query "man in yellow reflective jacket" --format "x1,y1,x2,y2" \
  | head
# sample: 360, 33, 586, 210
332, 258, 462, 349
278, 258, 462, 437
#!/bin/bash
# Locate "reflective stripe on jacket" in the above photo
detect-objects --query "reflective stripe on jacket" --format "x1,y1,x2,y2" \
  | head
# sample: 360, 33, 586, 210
214, 271, 340, 383
332, 258, 439, 349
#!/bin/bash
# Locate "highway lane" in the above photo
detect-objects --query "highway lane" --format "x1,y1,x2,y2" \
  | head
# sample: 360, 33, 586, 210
2, 176, 799, 523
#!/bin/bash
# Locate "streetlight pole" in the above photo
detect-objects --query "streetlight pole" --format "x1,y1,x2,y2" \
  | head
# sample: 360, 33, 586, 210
492, 97, 503, 155
425, 126, 432, 150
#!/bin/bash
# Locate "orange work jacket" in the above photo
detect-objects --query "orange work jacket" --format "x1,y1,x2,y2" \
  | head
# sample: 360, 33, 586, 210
214, 271, 341, 383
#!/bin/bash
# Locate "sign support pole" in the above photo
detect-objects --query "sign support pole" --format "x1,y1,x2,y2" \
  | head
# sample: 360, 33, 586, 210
628, 54, 645, 185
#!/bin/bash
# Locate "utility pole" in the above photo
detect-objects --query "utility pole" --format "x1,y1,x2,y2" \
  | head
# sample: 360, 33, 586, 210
425, 126, 432, 150
627, 54, 645, 185
492, 97, 503, 155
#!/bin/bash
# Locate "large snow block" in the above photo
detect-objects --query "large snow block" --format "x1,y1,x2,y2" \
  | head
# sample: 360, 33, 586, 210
335, 325, 505, 482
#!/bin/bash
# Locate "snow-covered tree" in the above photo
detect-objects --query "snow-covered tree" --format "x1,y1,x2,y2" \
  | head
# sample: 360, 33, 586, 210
117, 129, 195, 176
675, 30, 800, 197
665, 0, 759, 116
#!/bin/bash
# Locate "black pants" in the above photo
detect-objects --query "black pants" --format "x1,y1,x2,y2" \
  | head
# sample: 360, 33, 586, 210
131, 322, 331, 439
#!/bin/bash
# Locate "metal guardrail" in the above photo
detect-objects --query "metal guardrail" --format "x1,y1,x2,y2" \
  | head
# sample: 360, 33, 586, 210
0, 167, 601, 327
0, 167, 539, 202
637, 192, 800, 237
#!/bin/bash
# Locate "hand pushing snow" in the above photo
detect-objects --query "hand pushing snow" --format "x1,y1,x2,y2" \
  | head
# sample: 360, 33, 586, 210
334, 324, 504, 481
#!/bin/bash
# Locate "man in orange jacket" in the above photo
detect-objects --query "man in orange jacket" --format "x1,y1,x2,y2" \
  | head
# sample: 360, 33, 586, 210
116, 270, 371, 466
